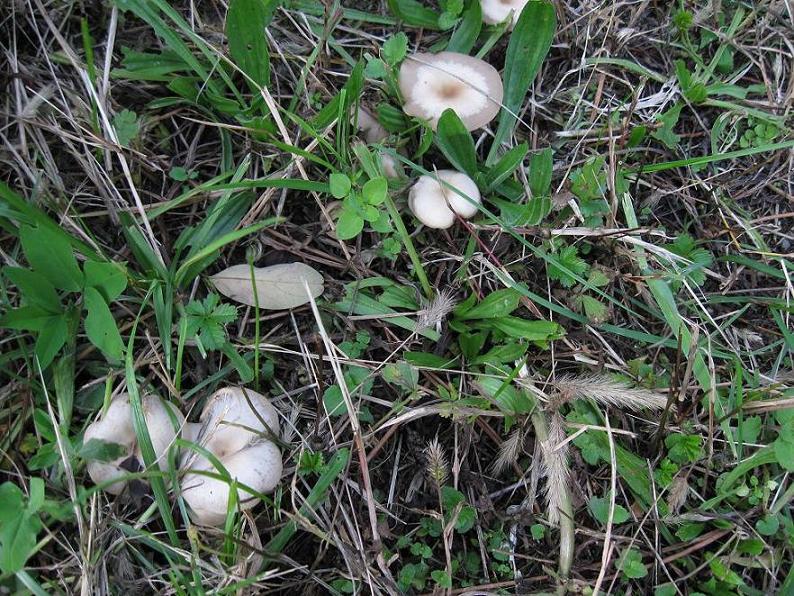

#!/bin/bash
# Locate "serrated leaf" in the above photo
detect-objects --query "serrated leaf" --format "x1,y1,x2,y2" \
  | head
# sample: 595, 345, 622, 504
382, 32, 408, 66
651, 102, 683, 149
84, 287, 124, 362
548, 245, 588, 288
113, 109, 140, 146
211, 262, 325, 309
580, 294, 608, 323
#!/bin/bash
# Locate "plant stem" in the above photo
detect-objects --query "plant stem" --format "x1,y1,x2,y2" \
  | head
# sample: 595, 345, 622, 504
383, 195, 433, 299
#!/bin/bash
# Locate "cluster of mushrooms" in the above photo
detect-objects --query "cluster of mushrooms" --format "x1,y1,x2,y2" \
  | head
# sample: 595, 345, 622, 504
359, 43, 511, 229
85, 387, 282, 527
85, 5, 528, 527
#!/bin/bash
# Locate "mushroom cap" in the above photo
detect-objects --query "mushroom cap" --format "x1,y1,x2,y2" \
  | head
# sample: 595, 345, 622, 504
380, 153, 400, 179
398, 52, 503, 131
356, 106, 388, 144
181, 387, 283, 526
481, 0, 530, 27
84, 394, 184, 495
181, 442, 283, 527
408, 170, 482, 229
197, 387, 280, 455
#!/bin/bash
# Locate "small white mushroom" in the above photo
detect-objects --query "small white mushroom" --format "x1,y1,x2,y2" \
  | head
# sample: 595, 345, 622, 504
355, 107, 401, 179
356, 106, 389, 144
408, 170, 481, 229
481, 0, 530, 28
84, 393, 184, 495
180, 387, 283, 526
398, 52, 503, 131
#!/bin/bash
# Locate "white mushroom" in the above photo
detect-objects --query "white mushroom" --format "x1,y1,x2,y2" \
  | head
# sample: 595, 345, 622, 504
356, 106, 389, 144
84, 393, 185, 495
180, 387, 283, 526
355, 107, 401, 179
408, 170, 481, 229
481, 0, 530, 28
398, 52, 503, 131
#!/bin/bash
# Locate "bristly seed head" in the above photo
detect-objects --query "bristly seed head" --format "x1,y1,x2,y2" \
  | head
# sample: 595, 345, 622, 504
424, 438, 449, 487
416, 289, 457, 331
541, 412, 570, 525
552, 374, 668, 411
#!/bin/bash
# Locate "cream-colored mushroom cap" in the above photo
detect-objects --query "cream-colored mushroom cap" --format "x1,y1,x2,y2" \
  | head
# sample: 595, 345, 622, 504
354, 109, 402, 179
356, 106, 388, 144
398, 52, 503, 131
481, 0, 530, 27
408, 170, 481, 229
180, 387, 283, 526
84, 393, 184, 495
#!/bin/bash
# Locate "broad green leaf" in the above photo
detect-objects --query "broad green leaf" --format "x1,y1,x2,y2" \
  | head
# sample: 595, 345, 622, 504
362, 177, 388, 205
83, 261, 127, 302
488, 316, 563, 341
446, 0, 482, 54
435, 109, 478, 177
226, 0, 273, 90
484, 142, 528, 189
525, 196, 551, 225
84, 287, 124, 362
35, 315, 68, 369
458, 289, 520, 319
477, 376, 534, 416
20, 225, 82, 292
580, 295, 608, 323
0, 482, 41, 575
487, 1, 556, 164
79, 438, 127, 462
528, 147, 552, 197
323, 385, 347, 416
329, 173, 352, 199
336, 207, 364, 240
387, 0, 440, 29
0, 306, 55, 332
588, 495, 630, 525
3, 267, 62, 313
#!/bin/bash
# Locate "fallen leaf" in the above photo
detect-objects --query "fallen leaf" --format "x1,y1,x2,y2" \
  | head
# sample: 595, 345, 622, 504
211, 263, 324, 309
